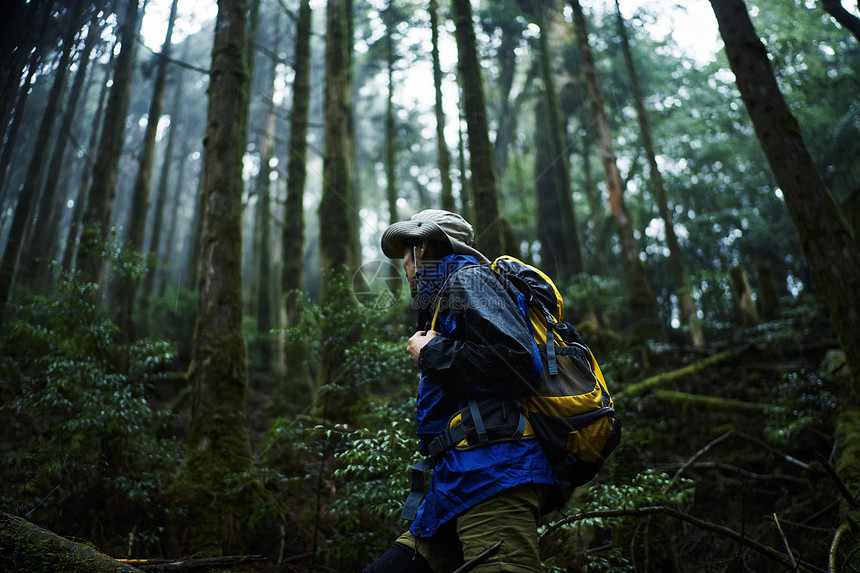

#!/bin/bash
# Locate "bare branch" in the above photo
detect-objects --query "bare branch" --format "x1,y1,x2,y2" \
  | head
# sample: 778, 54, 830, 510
135, 36, 209, 75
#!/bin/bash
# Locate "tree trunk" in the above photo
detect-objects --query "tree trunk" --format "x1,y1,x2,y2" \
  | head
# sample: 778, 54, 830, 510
492, 21, 517, 183
254, 13, 279, 370
76, 0, 143, 290
534, 99, 567, 280
755, 261, 779, 321
156, 123, 192, 297
429, 0, 454, 212
384, 1, 398, 227
319, 0, 355, 298
576, 103, 605, 277
450, 0, 503, 259
568, 0, 661, 338
0, 512, 143, 573
709, 0, 860, 525
457, 110, 472, 222
729, 266, 759, 326
172, 0, 255, 553
63, 49, 115, 273
614, 1, 702, 345
709, 0, 860, 383
280, 0, 311, 381
141, 42, 190, 303
26, 4, 104, 290
0, 0, 41, 161
535, 3, 583, 278
183, 167, 205, 291
115, 0, 179, 339
0, 0, 85, 321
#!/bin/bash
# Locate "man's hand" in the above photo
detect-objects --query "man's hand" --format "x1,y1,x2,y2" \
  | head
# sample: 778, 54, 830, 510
407, 330, 439, 367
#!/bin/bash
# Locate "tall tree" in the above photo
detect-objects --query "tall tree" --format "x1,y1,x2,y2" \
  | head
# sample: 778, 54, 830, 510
0, 0, 86, 321
384, 0, 399, 227
534, 1, 583, 277
253, 11, 280, 369
709, 0, 860, 519
62, 48, 115, 273
75, 0, 143, 290
319, 0, 356, 297
450, 0, 503, 258
281, 0, 311, 375
534, 98, 567, 278
116, 0, 179, 336
429, 0, 455, 212
26, 4, 105, 289
568, 0, 661, 337
141, 42, 190, 303
614, 0, 703, 346
173, 0, 255, 551
0, 0, 43, 163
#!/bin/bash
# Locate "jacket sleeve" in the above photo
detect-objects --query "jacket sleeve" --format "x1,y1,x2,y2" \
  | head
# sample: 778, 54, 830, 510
418, 266, 540, 397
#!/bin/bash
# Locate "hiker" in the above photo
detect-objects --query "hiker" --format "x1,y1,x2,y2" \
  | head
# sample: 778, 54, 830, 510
364, 210, 558, 572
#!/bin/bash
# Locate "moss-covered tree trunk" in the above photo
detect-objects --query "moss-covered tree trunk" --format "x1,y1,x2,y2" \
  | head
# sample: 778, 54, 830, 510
319, 0, 355, 298
76, 0, 142, 289
709, 0, 860, 532
172, 0, 255, 553
614, 0, 703, 346
569, 0, 661, 338
430, 0, 455, 212
450, 0, 503, 259
0, 513, 142, 573
0, 0, 85, 321
535, 3, 583, 279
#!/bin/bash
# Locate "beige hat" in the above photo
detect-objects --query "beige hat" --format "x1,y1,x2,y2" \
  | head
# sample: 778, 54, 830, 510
381, 209, 489, 264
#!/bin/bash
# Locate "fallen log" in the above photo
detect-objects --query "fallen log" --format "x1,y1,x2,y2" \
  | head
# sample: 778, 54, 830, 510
0, 512, 143, 572
650, 390, 771, 413
617, 347, 746, 398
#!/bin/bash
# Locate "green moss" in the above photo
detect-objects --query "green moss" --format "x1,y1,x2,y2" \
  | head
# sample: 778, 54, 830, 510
0, 513, 141, 572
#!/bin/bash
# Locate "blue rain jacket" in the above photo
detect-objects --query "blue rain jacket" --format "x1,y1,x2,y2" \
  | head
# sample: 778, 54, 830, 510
409, 254, 556, 537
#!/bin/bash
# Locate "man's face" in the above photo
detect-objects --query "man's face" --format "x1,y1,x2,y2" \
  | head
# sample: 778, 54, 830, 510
403, 245, 418, 298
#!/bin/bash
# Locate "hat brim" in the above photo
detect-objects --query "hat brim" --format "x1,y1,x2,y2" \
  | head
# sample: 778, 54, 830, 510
381, 220, 489, 264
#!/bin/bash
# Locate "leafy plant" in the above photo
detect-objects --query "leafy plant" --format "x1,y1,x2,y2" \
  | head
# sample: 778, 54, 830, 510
0, 271, 181, 553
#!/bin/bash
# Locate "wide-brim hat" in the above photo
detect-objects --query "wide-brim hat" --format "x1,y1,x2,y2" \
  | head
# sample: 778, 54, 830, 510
381, 209, 490, 264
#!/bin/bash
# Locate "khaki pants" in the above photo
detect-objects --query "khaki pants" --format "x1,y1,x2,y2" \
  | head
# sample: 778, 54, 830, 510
396, 484, 548, 573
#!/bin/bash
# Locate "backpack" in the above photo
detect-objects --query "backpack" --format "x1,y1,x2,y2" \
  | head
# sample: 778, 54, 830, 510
491, 256, 621, 498
401, 257, 621, 520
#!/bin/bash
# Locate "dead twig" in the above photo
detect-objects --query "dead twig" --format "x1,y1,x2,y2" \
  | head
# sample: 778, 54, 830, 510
772, 513, 798, 571
665, 430, 733, 493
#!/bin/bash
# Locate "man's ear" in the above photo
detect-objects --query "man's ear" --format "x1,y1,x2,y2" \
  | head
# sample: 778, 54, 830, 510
416, 239, 428, 258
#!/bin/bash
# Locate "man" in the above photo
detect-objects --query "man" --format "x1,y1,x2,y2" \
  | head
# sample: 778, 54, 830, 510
365, 210, 557, 572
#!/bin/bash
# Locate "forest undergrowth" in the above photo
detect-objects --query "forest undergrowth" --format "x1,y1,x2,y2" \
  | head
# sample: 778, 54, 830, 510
0, 270, 853, 572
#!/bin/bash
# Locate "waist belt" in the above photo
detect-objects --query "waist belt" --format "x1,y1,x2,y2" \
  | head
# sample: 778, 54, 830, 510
401, 398, 529, 521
